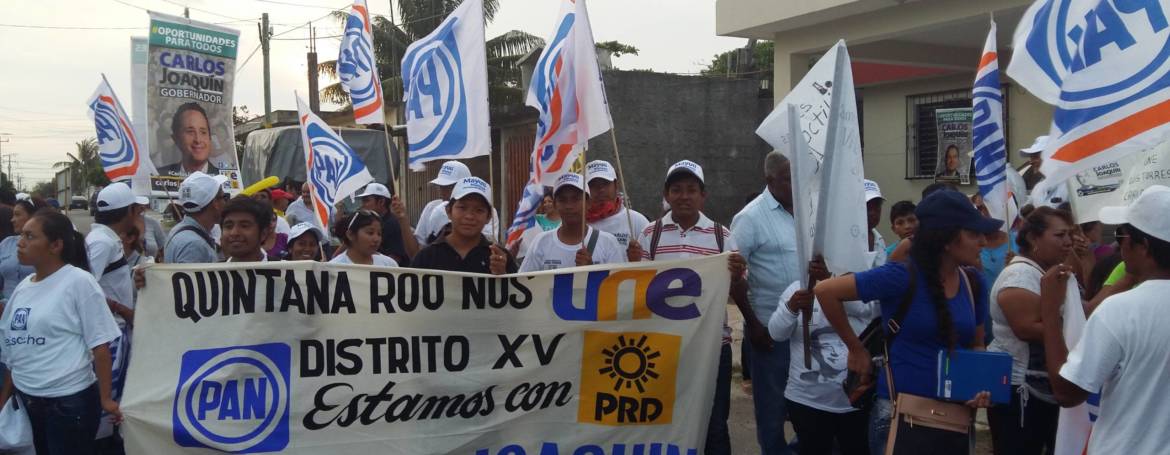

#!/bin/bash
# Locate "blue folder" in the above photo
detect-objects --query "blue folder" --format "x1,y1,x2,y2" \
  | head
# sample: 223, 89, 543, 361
936, 349, 1013, 404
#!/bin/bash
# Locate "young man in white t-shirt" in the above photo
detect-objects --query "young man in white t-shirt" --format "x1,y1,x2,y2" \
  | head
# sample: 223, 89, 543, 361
519, 173, 625, 272
585, 160, 649, 249
626, 160, 749, 455
1041, 185, 1170, 454
88, 183, 146, 326
416, 161, 503, 245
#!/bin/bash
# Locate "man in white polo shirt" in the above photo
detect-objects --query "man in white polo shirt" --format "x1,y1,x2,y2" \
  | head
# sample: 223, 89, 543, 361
519, 173, 625, 272
627, 160, 750, 455
1040, 185, 1170, 455
417, 161, 501, 244
88, 182, 146, 325
585, 160, 649, 249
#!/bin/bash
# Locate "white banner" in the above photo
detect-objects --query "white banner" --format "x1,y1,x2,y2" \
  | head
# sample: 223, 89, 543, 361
121, 256, 728, 454
755, 40, 868, 280
1069, 142, 1170, 222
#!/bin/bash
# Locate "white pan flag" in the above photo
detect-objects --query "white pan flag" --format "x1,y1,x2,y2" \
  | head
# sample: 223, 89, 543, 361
296, 95, 374, 230
1009, 0, 1170, 198
973, 20, 1015, 232
87, 74, 157, 188
755, 40, 868, 280
401, 0, 490, 170
339, 0, 385, 125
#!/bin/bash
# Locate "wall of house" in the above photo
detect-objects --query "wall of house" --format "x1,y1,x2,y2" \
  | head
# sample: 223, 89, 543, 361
582, 70, 774, 225
859, 73, 1053, 241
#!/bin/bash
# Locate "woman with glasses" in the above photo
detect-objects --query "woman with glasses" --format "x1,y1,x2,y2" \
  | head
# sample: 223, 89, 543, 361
330, 210, 398, 266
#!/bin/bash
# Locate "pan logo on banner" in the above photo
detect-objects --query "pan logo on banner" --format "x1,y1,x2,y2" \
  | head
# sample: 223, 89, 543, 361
147, 12, 242, 191
173, 343, 291, 453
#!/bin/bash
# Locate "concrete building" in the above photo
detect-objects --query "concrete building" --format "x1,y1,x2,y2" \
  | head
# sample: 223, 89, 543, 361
717, 0, 1052, 239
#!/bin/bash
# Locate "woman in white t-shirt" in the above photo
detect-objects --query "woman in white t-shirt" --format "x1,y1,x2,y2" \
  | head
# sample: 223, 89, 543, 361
987, 206, 1075, 455
0, 211, 122, 454
329, 210, 398, 267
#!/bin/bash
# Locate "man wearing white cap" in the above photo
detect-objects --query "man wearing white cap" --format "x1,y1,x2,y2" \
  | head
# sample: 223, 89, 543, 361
1020, 136, 1047, 192
412, 177, 516, 274
164, 171, 228, 264
88, 182, 148, 325
628, 160, 748, 455
519, 173, 625, 272
1040, 185, 1170, 454
585, 160, 649, 249
416, 161, 467, 242
356, 183, 418, 264
864, 179, 888, 268
417, 161, 501, 245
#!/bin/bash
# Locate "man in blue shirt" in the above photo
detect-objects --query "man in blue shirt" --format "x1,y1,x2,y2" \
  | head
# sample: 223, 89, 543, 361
731, 151, 807, 455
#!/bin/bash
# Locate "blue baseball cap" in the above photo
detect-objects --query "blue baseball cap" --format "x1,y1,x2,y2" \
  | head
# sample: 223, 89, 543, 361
916, 190, 1002, 233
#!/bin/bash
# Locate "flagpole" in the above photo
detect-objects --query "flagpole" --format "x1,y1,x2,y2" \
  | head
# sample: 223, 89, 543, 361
581, 145, 588, 249
382, 125, 401, 202
607, 129, 636, 242
489, 150, 501, 244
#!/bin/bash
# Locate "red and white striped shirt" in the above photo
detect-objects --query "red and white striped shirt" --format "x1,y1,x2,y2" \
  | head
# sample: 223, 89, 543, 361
636, 212, 737, 344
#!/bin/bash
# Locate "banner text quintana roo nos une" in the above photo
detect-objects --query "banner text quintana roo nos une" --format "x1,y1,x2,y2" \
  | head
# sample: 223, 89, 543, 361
120, 255, 729, 454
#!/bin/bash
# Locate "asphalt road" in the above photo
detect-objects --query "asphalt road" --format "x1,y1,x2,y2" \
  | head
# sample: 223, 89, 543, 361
67, 209, 93, 235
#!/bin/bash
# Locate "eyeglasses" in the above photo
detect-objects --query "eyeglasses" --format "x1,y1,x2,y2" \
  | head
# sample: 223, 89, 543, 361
346, 209, 379, 231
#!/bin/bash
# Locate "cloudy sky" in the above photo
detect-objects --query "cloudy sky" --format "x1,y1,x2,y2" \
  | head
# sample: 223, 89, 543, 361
0, 0, 745, 188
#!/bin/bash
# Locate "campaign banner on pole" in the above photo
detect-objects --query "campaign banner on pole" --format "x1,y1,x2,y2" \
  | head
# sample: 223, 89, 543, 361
934, 108, 973, 184
120, 255, 728, 454
147, 12, 242, 193
1069, 142, 1170, 222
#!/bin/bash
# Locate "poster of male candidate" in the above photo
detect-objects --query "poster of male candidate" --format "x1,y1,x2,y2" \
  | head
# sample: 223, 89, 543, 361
147, 12, 241, 192
934, 108, 973, 185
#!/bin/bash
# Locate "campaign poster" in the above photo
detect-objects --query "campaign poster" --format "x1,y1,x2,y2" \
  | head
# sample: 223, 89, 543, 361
147, 12, 242, 194
934, 108, 973, 184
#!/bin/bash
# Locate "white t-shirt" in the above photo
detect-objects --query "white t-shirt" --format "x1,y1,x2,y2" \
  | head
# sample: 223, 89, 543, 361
0, 265, 121, 397
86, 224, 135, 312
1060, 280, 1170, 455
329, 251, 399, 267
770, 281, 874, 413
988, 256, 1044, 385
275, 215, 292, 236
413, 199, 445, 244
589, 207, 650, 248
519, 227, 625, 272
418, 202, 499, 244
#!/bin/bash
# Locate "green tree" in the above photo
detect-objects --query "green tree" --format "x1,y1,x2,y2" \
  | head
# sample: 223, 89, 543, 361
702, 41, 773, 77
32, 180, 56, 199
52, 138, 110, 194
318, 0, 544, 111
595, 40, 639, 58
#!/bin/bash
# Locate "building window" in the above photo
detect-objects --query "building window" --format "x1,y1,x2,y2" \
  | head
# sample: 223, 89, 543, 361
905, 87, 1009, 179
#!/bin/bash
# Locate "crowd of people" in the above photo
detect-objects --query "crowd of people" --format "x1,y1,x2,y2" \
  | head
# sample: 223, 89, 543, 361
0, 142, 1165, 454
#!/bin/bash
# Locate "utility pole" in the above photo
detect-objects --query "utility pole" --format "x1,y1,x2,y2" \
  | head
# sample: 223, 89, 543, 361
184, 7, 189, 18
307, 25, 320, 114
260, 13, 273, 126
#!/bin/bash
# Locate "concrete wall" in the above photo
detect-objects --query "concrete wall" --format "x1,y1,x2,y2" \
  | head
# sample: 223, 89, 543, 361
859, 74, 1053, 240
583, 71, 773, 225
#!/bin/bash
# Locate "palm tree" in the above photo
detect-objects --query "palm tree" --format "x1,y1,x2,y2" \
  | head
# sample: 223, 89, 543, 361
317, 0, 544, 112
52, 138, 109, 193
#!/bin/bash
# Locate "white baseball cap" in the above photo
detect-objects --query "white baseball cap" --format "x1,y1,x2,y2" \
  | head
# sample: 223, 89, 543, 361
357, 183, 393, 199
1099, 185, 1170, 242
288, 222, 327, 244
553, 173, 589, 196
96, 182, 149, 212
864, 179, 884, 202
15, 193, 29, 202
179, 171, 229, 213
665, 160, 705, 185
1020, 136, 1049, 156
430, 161, 471, 186
586, 160, 617, 182
451, 177, 492, 206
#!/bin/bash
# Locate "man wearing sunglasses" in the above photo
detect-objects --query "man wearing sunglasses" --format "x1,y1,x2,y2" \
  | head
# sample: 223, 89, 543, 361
1040, 185, 1170, 455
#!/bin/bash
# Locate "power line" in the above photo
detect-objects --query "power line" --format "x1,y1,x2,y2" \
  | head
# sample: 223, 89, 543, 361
249, 0, 347, 10
0, 23, 142, 30
158, 0, 253, 22
237, 43, 263, 71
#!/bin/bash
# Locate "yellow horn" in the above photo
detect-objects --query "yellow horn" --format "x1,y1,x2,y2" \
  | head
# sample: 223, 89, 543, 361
241, 176, 280, 197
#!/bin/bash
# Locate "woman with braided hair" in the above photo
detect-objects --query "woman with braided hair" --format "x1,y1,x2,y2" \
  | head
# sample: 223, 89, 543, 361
815, 190, 1000, 454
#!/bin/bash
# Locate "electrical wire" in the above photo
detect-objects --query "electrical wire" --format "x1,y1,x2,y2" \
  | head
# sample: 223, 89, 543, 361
158, 0, 253, 21
237, 43, 264, 71
249, 0, 348, 10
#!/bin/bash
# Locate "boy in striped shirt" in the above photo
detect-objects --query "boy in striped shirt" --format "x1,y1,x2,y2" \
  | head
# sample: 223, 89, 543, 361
627, 160, 754, 455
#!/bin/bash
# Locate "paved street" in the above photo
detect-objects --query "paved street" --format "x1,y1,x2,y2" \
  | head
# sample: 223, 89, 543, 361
67, 208, 93, 235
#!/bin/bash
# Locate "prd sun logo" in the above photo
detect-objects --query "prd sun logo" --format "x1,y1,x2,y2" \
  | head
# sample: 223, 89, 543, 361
578, 331, 679, 426
599, 334, 662, 393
